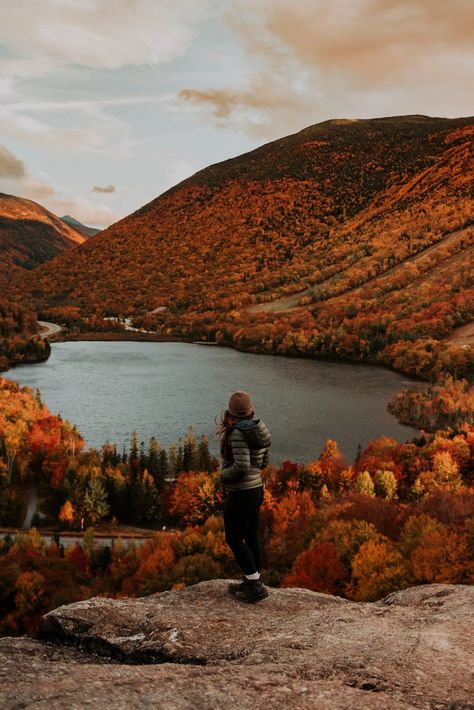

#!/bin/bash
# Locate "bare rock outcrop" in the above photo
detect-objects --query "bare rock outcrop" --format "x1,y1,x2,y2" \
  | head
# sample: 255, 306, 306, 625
1, 580, 473, 709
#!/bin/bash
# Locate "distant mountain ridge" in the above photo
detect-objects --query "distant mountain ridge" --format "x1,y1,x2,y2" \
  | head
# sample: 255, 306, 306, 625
0, 193, 84, 368
24, 115, 474, 378
61, 215, 100, 238
0, 193, 85, 274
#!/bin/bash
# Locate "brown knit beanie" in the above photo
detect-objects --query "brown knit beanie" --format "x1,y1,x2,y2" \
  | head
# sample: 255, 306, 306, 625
227, 391, 254, 417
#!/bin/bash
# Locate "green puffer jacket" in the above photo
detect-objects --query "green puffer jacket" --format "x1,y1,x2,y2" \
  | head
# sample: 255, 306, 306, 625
220, 419, 271, 491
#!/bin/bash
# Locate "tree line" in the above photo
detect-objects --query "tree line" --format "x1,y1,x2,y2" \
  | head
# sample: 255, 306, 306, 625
1, 376, 473, 635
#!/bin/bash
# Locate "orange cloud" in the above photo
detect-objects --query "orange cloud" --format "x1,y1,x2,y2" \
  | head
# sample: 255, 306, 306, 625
0, 144, 26, 178
180, 0, 474, 137
258, 0, 474, 85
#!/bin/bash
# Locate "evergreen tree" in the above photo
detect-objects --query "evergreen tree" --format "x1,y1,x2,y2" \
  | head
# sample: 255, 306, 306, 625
129, 431, 139, 479
141, 469, 162, 528
196, 435, 212, 472
129, 431, 139, 463
158, 450, 169, 485
176, 444, 184, 475
101, 442, 115, 468
183, 426, 197, 471
130, 475, 146, 525
121, 444, 128, 464
168, 444, 177, 478
139, 440, 147, 472
147, 436, 161, 478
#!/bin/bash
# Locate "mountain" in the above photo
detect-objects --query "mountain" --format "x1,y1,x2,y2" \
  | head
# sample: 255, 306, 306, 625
0, 297, 50, 371
0, 193, 83, 366
0, 193, 85, 287
28, 116, 474, 377
61, 214, 101, 238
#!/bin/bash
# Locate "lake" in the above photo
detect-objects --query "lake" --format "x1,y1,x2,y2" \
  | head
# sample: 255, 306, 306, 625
9, 341, 418, 463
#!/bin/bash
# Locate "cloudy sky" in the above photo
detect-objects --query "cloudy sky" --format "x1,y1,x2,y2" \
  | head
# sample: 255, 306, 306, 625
0, 0, 472, 227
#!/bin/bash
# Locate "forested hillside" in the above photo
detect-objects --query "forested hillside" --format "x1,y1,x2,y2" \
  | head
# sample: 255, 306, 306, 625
1, 376, 473, 634
0, 193, 84, 274
28, 115, 474, 378
0, 194, 84, 368
0, 299, 49, 371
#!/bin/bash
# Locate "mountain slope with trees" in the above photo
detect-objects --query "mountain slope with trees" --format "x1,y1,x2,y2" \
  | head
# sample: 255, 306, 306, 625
0, 299, 49, 372
0, 194, 87, 368
26, 115, 474, 378
0, 193, 85, 274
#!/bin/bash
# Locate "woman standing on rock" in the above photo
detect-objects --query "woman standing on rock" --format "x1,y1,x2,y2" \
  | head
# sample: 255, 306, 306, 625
218, 391, 271, 603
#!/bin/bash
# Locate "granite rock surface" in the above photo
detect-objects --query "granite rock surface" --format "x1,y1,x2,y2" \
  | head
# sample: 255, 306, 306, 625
1, 580, 473, 709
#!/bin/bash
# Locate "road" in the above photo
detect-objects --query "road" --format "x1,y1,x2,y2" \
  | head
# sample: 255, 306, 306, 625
40, 534, 149, 548
21, 470, 37, 530
38, 320, 62, 338
0, 530, 152, 548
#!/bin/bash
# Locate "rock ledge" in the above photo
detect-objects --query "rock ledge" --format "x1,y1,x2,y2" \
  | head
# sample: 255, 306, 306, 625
1, 581, 473, 709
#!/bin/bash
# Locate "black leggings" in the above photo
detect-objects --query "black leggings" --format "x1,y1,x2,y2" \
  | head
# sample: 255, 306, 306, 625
223, 486, 264, 575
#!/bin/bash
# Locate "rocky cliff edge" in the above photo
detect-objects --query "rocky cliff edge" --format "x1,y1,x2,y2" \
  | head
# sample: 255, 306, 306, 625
0, 580, 473, 709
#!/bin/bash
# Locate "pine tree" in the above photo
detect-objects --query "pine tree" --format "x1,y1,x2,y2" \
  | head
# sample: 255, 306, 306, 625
176, 444, 184, 475
196, 435, 212, 472
139, 440, 146, 471
183, 427, 197, 471
147, 436, 161, 478
121, 444, 128, 464
168, 444, 177, 478
129, 431, 139, 463
159, 450, 169, 484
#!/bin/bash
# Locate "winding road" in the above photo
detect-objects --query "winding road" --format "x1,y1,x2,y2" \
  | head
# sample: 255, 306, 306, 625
21, 470, 37, 530
38, 320, 62, 338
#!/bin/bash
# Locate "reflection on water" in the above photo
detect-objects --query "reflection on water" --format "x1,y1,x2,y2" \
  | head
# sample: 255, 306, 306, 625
10, 342, 418, 463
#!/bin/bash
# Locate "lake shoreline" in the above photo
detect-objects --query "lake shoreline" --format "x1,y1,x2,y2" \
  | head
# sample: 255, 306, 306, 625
8, 339, 420, 461
48, 328, 425, 385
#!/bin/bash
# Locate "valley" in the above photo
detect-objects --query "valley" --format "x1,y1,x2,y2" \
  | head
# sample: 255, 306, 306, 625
8, 114, 470, 382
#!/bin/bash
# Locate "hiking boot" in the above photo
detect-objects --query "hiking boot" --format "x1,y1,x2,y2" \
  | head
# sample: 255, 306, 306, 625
234, 579, 268, 603
228, 578, 247, 595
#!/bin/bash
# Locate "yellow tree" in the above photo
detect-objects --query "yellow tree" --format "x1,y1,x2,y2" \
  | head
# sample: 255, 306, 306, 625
373, 469, 398, 499
348, 539, 410, 601
59, 500, 75, 528
410, 530, 469, 584
354, 470, 375, 496
414, 451, 462, 495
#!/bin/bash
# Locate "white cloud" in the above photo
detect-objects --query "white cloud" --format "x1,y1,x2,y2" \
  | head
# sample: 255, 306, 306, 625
0, 174, 55, 201
0, 143, 55, 199
0, 95, 173, 156
0, 144, 120, 226
0, 2, 211, 162
0, 0, 211, 82
0, 102, 137, 156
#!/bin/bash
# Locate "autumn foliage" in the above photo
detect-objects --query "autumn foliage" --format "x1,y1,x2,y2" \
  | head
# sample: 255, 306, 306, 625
0, 299, 50, 372
14, 115, 473, 381
1, 369, 474, 636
